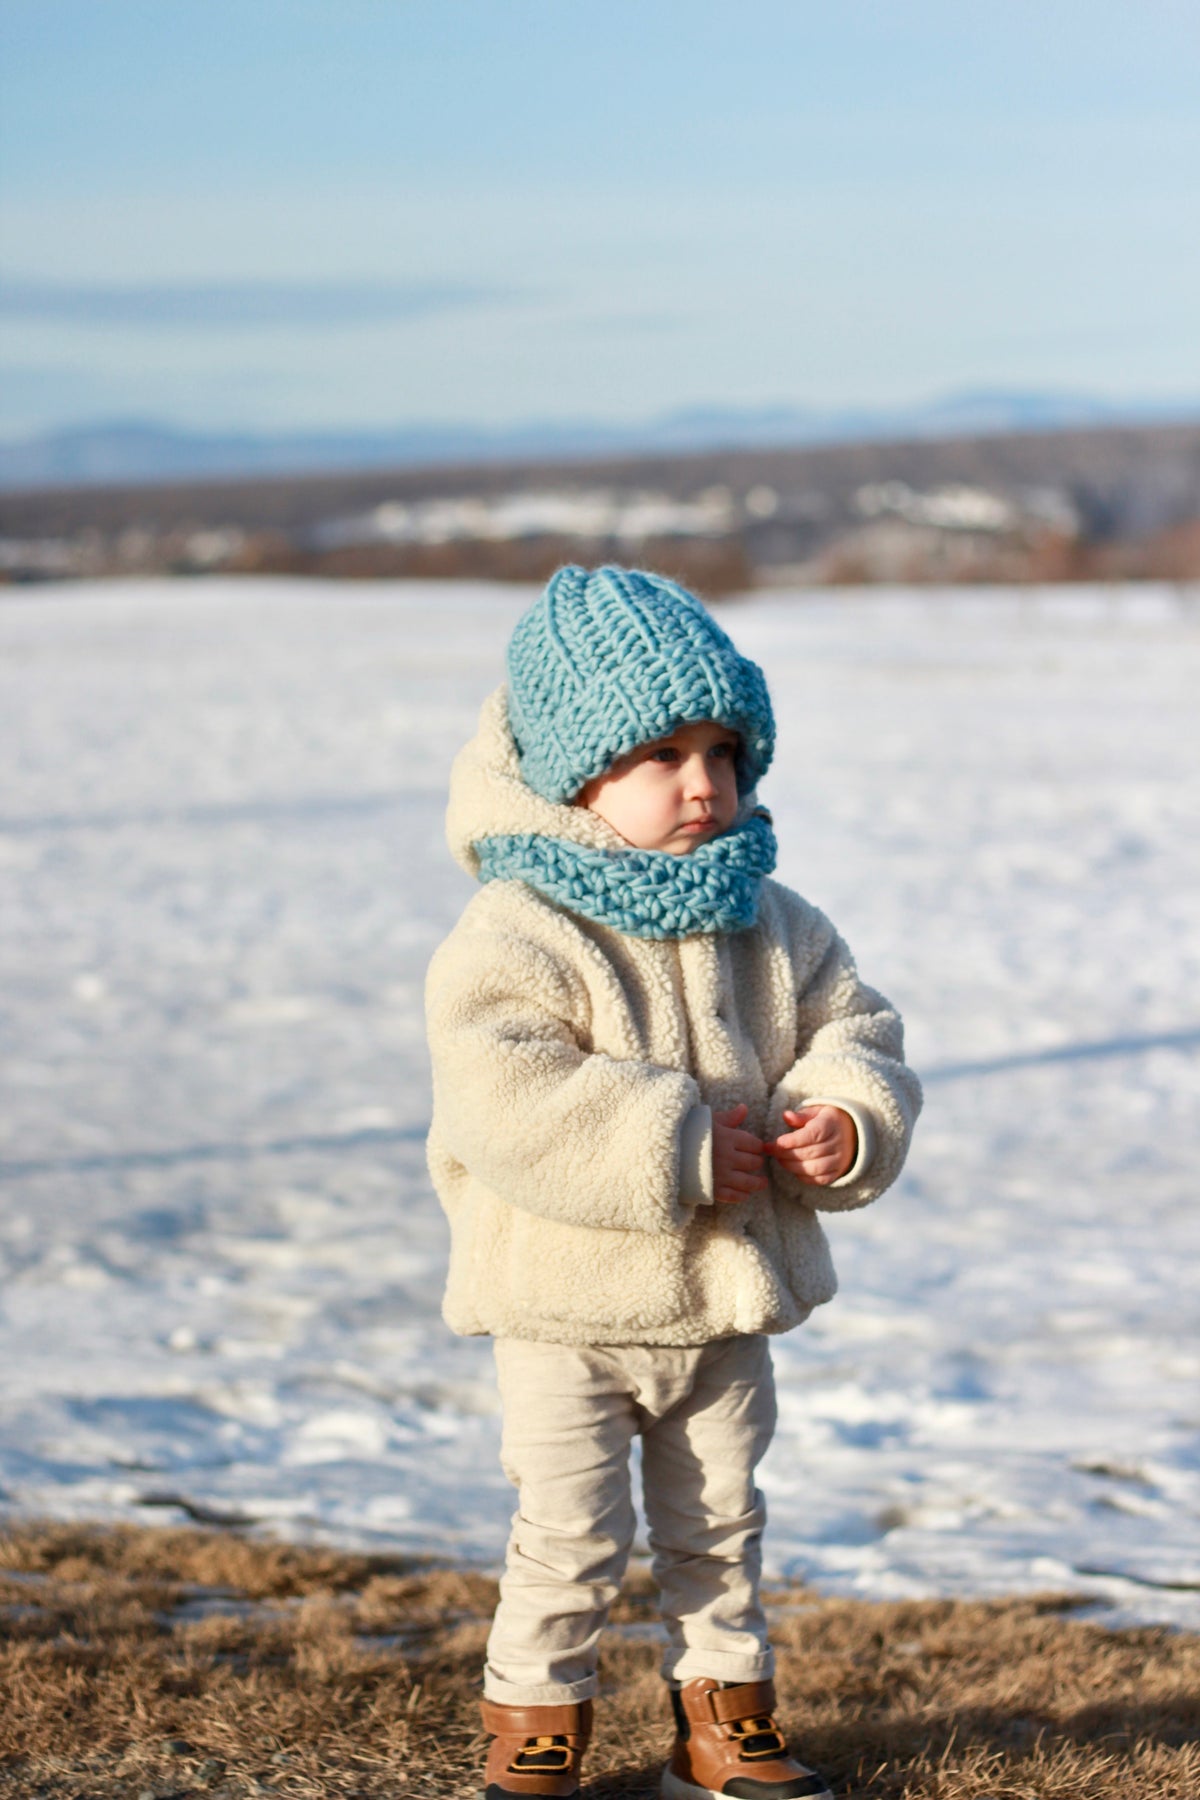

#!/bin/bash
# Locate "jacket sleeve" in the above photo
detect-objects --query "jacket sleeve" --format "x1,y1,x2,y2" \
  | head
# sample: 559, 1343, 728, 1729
426, 922, 701, 1234
766, 922, 922, 1213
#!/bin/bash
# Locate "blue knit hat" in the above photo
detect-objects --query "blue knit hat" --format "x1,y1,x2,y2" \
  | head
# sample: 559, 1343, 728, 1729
505, 564, 775, 802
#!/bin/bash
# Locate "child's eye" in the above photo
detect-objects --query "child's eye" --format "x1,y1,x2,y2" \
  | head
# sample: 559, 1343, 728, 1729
710, 742, 735, 759
650, 747, 680, 763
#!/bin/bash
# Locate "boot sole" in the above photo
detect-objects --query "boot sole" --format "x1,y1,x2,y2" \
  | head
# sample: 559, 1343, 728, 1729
660, 1765, 834, 1800
477, 1792, 579, 1800
477, 1791, 580, 1800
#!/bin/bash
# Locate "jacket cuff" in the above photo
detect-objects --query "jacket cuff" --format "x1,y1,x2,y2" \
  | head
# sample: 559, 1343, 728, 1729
799, 1096, 876, 1186
678, 1103, 714, 1206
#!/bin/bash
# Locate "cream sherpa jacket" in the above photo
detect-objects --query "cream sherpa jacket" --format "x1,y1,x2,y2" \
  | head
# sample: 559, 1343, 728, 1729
425, 687, 922, 1347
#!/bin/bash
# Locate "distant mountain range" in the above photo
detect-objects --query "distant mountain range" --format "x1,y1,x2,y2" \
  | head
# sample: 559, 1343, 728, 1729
2, 391, 1197, 491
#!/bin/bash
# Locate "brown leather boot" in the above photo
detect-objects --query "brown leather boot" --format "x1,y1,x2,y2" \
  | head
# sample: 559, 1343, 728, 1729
661, 1677, 833, 1799
480, 1697, 594, 1800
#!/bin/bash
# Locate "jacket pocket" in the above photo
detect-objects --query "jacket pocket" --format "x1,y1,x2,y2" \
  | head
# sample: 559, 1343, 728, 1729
774, 1197, 839, 1309
506, 1208, 687, 1335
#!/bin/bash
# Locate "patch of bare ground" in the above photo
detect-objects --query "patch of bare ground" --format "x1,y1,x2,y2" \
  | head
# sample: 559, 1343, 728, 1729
1, 1522, 1197, 1799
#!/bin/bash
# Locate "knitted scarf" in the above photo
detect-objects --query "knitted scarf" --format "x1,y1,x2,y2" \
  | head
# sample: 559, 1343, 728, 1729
474, 809, 777, 940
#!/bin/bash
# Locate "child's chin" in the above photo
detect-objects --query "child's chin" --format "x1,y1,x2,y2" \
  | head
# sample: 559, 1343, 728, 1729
633, 822, 720, 853
640, 835, 693, 855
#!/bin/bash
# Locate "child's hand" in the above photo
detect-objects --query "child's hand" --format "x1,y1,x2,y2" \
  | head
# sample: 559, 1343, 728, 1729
712, 1103, 769, 1206
767, 1106, 856, 1186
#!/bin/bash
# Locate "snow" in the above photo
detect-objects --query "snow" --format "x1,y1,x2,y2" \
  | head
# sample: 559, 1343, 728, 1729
2, 576, 1198, 1630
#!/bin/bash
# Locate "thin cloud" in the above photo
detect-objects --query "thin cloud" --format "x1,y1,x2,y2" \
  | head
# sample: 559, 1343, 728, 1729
0, 277, 518, 330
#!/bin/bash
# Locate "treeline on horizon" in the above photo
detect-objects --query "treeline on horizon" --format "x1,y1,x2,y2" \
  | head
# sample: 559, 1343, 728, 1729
2, 418, 1198, 591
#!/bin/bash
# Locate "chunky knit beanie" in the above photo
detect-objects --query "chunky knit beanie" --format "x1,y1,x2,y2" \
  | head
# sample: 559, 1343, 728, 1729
505, 564, 775, 802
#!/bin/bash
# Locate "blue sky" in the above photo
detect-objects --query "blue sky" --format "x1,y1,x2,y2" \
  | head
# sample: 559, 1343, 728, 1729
2, 0, 1198, 437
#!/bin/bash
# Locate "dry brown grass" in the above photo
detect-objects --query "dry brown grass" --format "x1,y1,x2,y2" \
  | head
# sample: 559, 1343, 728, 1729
1, 1521, 1197, 1799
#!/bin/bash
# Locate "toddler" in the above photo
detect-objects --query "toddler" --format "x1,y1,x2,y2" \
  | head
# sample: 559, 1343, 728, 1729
425, 565, 921, 1800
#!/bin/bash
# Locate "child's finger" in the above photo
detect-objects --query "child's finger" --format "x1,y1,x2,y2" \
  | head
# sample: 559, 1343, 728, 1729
715, 1102, 749, 1128
767, 1128, 818, 1154
729, 1154, 765, 1177
729, 1130, 766, 1155
725, 1165, 768, 1189
782, 1117, 834, 1148
780, 1119, 837, 1151
716, 1176, 768, 1202
715, 1180, 761, 1203
779, 1146, 845, 1181
771, 1143, 829, 1169
718, 1161, 768, 1185
716, 1125, 765, 1155
799, 1151, 840, 1173
799, 1166, 839, 1186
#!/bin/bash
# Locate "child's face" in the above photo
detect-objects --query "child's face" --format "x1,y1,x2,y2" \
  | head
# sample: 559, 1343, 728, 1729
575, 720, 740, 853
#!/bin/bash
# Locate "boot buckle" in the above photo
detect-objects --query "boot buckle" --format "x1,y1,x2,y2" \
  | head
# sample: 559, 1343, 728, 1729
729, 1714, 788, 1760
509, 1734, 573, 1773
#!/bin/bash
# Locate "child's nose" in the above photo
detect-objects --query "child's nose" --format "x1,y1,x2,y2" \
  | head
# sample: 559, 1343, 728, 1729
684, 755, 719, 797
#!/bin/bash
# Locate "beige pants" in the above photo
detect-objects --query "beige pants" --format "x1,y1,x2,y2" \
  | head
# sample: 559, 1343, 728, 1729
484, 1334, 777, 1705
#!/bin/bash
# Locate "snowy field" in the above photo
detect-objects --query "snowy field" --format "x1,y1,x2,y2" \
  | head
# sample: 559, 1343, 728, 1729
2, 576, 1198, 1632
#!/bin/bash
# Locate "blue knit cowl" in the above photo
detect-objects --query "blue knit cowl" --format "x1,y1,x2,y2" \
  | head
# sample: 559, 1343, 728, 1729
475, 808, 777, 941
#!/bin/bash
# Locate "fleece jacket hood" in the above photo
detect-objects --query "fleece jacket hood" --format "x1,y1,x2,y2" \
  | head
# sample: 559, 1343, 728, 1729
446, 682, 765, 877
